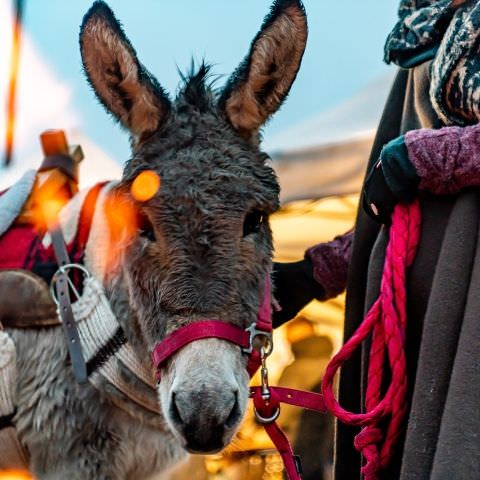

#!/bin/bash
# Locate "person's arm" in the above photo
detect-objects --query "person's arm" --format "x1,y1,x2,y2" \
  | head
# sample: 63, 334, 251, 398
364, 122, 480, 221
305, 229, 353, 300
272, 230, 353, 327
405, 123, 480, 194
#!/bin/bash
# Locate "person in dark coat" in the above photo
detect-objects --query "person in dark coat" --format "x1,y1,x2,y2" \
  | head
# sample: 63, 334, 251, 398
273, 1, 480, 478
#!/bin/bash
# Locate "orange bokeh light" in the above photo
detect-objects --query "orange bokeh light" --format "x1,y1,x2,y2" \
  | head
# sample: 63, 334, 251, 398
103, 192, 139, 273
0, 470, 34, 480
19, 170, 74, 230
104, 194, 138, 240
40, 199, 65, 226
130, 170, 160, 202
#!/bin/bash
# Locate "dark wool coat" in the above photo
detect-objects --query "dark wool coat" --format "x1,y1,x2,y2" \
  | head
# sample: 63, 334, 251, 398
335, 62, 480, 479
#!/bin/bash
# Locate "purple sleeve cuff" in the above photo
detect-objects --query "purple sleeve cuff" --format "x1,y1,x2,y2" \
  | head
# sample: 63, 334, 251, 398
305, 230, 354, 300
405, 123, 480, 195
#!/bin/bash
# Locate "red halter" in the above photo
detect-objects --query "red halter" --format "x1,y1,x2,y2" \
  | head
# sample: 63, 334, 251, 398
151, 277, 325, 480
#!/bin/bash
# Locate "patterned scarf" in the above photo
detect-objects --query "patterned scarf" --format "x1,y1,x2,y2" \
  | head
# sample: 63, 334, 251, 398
385, 0, 480, 125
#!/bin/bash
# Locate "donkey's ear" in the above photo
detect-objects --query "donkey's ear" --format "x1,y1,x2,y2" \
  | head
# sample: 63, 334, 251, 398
218, 0, 307, 140
80, 1, 171, 139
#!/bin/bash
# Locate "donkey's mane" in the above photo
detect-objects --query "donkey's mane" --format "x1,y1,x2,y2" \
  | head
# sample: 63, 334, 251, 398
176, 62, 218, 113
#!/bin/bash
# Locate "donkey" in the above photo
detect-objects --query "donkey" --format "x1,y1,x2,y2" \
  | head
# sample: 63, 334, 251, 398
9, 1, 307, 478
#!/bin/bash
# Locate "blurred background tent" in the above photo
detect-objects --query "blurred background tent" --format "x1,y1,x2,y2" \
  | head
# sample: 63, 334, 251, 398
0, 0, 398, 478
265, 71, 395, 204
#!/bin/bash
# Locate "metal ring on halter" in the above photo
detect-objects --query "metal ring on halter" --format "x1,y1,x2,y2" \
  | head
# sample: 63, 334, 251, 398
242, 322, 273, 355
49, 263, 91, 306
254, 406, 281, 424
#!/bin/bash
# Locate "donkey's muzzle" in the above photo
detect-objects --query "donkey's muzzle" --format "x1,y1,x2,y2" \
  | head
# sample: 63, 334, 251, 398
169, 386, 241, 453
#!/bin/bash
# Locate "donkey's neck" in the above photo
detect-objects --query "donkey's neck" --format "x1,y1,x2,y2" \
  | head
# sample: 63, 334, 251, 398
105, 271, 152, 366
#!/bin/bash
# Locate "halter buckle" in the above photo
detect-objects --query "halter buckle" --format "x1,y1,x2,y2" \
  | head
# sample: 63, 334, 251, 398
50, 263, 91, 306
242, 322, 273, 355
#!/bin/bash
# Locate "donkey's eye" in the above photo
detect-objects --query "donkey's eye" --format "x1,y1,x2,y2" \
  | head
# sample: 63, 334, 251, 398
138, 214, 156, 242
140, 226, 156, 242
243, 210, 266, 237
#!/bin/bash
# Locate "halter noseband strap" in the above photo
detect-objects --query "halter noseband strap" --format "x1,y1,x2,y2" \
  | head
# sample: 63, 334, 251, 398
151, 277, 273, 379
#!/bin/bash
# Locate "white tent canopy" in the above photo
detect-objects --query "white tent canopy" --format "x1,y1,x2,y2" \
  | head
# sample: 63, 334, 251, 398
265, 71, 396, 203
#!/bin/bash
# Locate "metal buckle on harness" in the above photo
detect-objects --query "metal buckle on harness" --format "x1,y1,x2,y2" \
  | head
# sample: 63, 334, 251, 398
49, 263, 91, 306
254, 405, 281, 424
242, 322, 273, 355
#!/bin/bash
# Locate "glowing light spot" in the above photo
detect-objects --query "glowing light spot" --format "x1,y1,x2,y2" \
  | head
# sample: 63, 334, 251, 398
103, 193, 139, 275
131, 170, 160, 202
41, 198, 65, 225
0, 470, 35, 480
20, 170, 74, 229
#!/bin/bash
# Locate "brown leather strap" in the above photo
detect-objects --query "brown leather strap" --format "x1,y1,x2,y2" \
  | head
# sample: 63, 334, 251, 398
49, 226, 87, 384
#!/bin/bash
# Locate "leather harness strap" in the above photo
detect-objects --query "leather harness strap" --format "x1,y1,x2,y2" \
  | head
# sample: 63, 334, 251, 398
49, 226, 87, 384
41, 184, 107, 384
26, 183, 106, 381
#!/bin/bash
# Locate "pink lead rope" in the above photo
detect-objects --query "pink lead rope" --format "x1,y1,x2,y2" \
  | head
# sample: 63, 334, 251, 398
152, 200, 422, 480
322, 200, 422, 479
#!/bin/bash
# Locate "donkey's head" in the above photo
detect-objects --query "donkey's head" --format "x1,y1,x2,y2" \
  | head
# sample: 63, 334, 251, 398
80, 0, 307, 453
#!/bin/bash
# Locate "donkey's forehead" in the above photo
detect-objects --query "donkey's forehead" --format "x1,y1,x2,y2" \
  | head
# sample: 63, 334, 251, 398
124, 116, 279, 209
149, 158, 278, 212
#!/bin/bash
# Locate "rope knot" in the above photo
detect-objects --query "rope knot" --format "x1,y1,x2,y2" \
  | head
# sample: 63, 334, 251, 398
355, 427, 383, 480
353, 426, 383, 451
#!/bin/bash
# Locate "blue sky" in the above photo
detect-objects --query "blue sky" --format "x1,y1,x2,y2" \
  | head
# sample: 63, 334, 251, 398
12, 0, 399, 165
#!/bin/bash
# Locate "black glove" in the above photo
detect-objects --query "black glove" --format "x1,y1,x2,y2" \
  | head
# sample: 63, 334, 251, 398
363, 135, 420, 224
272, 258, 325, 328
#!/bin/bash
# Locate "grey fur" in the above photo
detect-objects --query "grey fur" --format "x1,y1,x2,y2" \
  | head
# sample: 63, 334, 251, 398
9, 1, 307, 478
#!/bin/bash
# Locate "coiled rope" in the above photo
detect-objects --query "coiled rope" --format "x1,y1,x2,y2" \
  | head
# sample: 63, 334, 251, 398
322, 200, 422, 479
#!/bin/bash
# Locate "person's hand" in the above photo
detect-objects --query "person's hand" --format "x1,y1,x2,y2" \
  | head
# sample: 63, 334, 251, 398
363, 135, 419, 223
272, 258, 325, 328
363, 159, 397, 224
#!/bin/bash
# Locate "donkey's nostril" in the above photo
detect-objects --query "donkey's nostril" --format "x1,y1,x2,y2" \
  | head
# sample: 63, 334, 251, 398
168, 386, 242, 452
225, 390, 241, 428
170, 391, 184, 426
